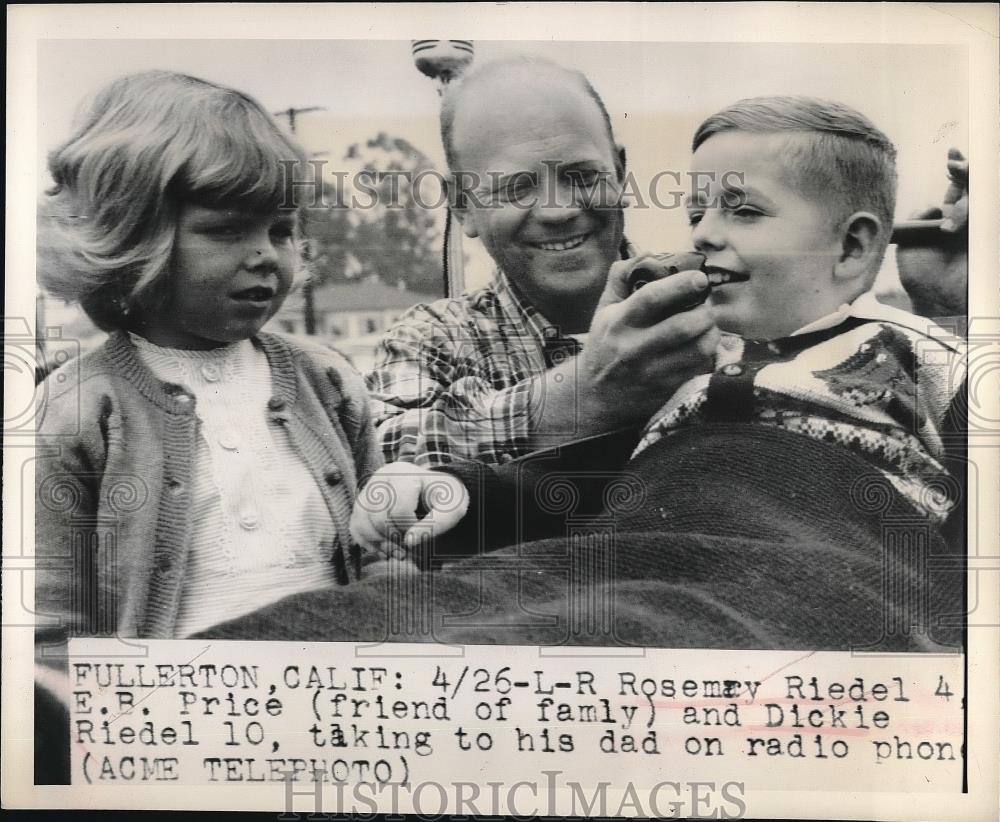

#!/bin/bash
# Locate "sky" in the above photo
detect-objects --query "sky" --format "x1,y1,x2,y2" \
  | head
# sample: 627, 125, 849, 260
37, 38, 968, 290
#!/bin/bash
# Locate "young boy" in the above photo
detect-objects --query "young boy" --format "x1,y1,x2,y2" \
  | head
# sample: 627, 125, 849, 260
629, 96, 965, 520
351, 96, 966, 555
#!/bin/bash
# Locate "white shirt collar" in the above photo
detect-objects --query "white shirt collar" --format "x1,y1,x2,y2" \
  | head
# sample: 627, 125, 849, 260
790, 290, 951, 340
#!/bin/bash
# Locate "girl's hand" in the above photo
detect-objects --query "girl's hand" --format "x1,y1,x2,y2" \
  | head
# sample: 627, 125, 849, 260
350, 463, 470, 559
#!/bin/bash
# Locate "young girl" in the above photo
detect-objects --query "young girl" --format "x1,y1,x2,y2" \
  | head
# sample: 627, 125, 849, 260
35, 71, 382, 640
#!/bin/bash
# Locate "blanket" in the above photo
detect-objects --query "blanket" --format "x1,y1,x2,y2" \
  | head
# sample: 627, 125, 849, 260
198, 425, 963, 651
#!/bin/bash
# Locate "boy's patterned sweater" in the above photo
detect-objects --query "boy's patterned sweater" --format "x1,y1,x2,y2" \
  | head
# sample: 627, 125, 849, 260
634, 292, 966, 521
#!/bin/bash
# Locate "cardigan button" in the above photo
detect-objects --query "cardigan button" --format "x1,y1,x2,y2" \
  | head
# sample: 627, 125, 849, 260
238, 509, 260, 530
324, 469, 342, 485
218, 432, 239, 451
200, 363, 221, 382
268, 397, 286, 411
721, 364, 744, 376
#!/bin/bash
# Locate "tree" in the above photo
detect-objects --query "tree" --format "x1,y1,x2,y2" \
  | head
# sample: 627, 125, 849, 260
305, 132, 446, 297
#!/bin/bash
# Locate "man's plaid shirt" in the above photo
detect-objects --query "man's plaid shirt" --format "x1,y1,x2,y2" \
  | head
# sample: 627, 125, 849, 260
365, 271, 583, 466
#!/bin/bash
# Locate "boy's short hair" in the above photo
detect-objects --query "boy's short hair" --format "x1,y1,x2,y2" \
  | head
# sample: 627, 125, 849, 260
693, 96, 898, 266
41, 70, 309, 331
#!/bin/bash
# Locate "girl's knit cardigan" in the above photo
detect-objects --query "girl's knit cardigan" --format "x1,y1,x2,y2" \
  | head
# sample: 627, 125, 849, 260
35, 331, 383, 640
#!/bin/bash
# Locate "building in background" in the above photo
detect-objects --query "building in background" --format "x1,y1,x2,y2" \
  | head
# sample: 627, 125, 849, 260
36, 274, 438, 378
274, 274, 436, 339
272, 275, 437, 371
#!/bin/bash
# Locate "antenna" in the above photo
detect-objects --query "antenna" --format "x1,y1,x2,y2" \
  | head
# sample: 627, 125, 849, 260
411, 40, 474, 91
411, 41, 475, 297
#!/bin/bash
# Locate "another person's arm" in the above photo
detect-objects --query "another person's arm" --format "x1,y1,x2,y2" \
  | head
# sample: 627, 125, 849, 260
895, 148, 968, 318
368, 264, 719, 465
366, 308, 546, 466
351, 426, 644, 561
524, 262, 719, 451
351, 462, 471, 558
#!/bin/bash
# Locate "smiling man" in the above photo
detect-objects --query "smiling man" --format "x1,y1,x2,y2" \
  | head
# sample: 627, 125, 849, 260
367, 56, 719, 465
445, 62, 625, 336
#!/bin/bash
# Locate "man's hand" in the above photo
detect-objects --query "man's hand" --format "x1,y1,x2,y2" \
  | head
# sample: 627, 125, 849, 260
896, 148, 968, 318
530, 255, 720, 446
350, 462, 470, 557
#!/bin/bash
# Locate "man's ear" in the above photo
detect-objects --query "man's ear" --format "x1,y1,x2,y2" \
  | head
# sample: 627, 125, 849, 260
615, 143, 627, 182
834, 211, 882, 283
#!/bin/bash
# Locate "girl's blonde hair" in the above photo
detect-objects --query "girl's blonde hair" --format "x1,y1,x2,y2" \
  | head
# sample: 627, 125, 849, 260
41, 70, 309, 330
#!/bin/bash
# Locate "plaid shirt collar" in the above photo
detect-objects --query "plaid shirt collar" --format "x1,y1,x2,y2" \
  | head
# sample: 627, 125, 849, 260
490, 236, 639, 342
489, 268, 584, 365
491, 268, 560, 340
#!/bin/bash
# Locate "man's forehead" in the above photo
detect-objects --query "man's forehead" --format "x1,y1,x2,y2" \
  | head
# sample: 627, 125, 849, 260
450, 68, 615, 170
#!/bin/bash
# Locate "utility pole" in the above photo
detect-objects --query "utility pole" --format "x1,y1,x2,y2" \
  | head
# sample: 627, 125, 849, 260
410, 40, 474, 298
274, 106, 326, 135
274, 106, 327, 335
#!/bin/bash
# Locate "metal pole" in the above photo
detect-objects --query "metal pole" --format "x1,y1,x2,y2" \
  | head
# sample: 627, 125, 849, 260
444, 201, 465, 299
437, 75, 468, 299
411, 41, 474, 298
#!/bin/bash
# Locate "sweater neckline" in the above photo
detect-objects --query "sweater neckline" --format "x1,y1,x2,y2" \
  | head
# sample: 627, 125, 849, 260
105, 330, 299, 414
128, 333, 252, 363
